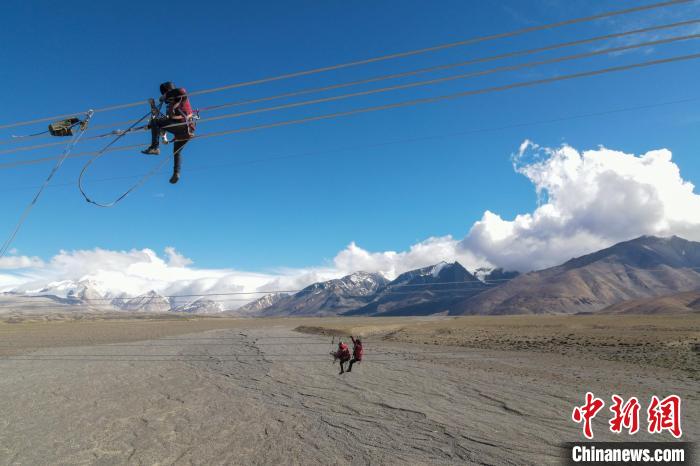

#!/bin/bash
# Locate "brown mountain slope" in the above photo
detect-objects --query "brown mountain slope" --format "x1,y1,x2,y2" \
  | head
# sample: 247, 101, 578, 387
452, 236, 700, 315
601, 290, 700, 315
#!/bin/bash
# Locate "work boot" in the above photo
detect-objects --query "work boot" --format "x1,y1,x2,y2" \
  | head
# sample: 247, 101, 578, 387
169, 172, 180, 184
141, 146, 160, 156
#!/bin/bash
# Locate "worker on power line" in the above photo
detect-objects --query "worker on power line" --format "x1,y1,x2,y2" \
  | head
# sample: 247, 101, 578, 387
141, 81, 196, 184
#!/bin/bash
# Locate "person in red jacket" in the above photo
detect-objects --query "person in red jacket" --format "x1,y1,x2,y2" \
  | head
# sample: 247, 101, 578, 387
332, 341, 351, 374
348, 336, 363, 372
142, 81, 196, 184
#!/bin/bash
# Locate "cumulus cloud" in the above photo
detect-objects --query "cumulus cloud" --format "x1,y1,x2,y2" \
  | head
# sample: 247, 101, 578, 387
460, 142, 700, 270
2, 141, 699, 306
330, 141, 700, 273
332, 238, 489, 278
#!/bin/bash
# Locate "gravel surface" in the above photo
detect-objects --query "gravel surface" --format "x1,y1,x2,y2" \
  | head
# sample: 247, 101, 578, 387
0, 321, 696, 465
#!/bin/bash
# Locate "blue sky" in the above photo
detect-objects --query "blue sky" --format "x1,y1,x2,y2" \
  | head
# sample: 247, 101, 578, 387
2, 0, 700, 274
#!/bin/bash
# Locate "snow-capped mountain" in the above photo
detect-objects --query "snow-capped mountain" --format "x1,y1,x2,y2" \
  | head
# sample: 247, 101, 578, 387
172, 299, 224, 314
9, 236, 695, 317
233, 292, 290, 315
20, 279, 107, 301
65, 280, 105, 304
259, 272, 390, 316
345, 261, 490, 316
112, 291, 170, 313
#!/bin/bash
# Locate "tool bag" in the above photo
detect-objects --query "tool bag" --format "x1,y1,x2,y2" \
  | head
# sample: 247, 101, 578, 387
48, 117, 81, 137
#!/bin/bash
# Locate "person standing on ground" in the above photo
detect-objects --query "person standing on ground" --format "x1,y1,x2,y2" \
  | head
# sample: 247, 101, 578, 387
333, 341, 351, 374
348, 336, 363, 372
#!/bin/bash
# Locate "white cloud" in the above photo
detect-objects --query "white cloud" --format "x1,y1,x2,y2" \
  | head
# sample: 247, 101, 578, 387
1, 142, 699, 307
460, 142, 700, 270
0, 255, 44, 270
332, 239, 489, 278
164, 246, 193, 267
329, 142, 700, 274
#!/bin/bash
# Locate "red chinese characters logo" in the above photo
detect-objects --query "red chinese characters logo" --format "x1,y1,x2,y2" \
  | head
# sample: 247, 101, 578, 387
609, 395, 640, 435
572, 393, 683, 439
647, 395, 682, 438
572, 392, 605, 439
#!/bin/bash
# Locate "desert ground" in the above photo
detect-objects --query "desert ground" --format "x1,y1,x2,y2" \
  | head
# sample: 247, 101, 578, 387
0, 314, 697, 465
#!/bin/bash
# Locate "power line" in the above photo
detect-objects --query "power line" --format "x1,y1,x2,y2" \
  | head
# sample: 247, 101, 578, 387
35, 16, 700, 145
0, 291, 495, 309
178, 33, 700, 129
5, 26, 700, 157
0, 348, 489, 357
0, 356, 488, 363
3, 279, 512, 303
3, 50, 699, 172
0, 0, 691, 131
1, 95, 697, 194
197, 18, 700, 113
1, 260, 698, 307
0, 351, 474, 357
0, 281, 517, 309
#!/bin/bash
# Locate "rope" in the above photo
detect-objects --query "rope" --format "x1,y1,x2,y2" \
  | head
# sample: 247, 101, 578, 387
77, 110, 182, 208
9, 129, 50, 139
80, 146, 177, 208
0, 110, 93, 259
0, 0, 691, 131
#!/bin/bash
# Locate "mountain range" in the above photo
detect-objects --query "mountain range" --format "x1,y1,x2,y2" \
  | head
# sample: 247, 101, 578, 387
3, 236, 700, 317
451, 235, 700, 315
344, 262, 491, 316
244, 236, 700, 316
254, 272, 389, 316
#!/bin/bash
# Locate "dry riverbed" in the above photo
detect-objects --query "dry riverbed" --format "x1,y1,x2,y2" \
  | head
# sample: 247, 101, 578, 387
0, 315, 697, 465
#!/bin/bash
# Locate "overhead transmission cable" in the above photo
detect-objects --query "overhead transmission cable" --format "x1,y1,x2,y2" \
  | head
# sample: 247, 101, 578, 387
3, 19, 699, 155
2, 95, 698, 194
2, 260, 699, 308
179, 32, 700, 130
2, 50, 700, 172
0, 0, 691, 131
64, 17, 700, 139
